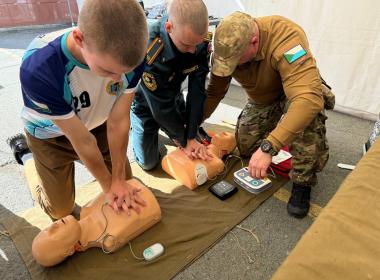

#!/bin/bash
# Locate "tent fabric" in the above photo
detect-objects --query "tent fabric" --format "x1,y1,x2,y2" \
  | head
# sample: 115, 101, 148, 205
204, 0, 380, 120
1, 124, 288, 280
272, 138, 380, 280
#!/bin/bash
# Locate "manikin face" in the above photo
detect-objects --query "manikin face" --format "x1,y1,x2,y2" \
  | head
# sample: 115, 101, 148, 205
166, 21, 207, 54
72, 29, 133, 82
210, 131, 236, 156
32, 215, 81, 267
206, 144, 219, 157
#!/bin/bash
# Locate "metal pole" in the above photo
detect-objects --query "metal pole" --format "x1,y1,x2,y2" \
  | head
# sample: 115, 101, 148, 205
66, 0, 75, 27
235, 0, 246, 12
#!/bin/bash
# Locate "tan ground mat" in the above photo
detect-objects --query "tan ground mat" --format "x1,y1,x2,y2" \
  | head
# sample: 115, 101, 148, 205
1, 124, 288, 280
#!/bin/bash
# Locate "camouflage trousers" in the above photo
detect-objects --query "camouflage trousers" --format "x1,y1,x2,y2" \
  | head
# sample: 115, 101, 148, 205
236, 97, 329, 187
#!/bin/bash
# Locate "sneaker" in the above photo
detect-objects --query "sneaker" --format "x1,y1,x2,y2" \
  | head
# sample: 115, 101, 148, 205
287, 184, 311, 219
71, 203, 82, 220
6, 133, 31, 165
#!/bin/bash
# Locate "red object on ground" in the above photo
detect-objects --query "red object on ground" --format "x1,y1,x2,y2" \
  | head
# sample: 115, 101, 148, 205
270, 146, 292, 179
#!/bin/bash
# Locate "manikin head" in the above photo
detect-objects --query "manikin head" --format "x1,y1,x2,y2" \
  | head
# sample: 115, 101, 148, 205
209, 131, 236, 157
165, 0, 209, 54
32, 215, 81, 267
212, 11, 260, 77
71, 0, 148, 81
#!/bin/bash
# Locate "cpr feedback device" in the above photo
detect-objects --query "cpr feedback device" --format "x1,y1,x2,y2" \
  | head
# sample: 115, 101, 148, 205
143, 243, 165, 261
129, 242, 165, 262
233, 167, 272, 194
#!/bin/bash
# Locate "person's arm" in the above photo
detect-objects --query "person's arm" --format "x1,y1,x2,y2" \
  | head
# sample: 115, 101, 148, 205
186, 44, 209, 139
53, 116, 112, 192
140, 70, 187, 147
249, 35, 324, 179
141, 71, 210, 160
107, 92, 133, 185
203, 72, 232, 120
184, 44, 212, 160
267, 36, 324, 151
107, 91, 146, 214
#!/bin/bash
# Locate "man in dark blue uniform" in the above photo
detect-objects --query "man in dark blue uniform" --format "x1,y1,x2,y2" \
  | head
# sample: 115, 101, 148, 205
131, 0, 212, 170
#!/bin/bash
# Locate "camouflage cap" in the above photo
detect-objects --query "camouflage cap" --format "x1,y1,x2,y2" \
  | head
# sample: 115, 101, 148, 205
212, 11, 255, 77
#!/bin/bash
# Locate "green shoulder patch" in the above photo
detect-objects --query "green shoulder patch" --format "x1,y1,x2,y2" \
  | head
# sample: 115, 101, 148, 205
284, 44, 307, 64
146, 37, 164, 65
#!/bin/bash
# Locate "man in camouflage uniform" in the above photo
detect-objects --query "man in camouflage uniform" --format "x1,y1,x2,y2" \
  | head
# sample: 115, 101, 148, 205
204, 12, 335, 218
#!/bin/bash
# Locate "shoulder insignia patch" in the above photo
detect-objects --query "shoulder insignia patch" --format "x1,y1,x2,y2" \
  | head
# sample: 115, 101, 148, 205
284, 44, 307, 64
146, 37, 164, 65
204, 31, 213, 42
183, 65, 199, 75
142, 72, 157, 91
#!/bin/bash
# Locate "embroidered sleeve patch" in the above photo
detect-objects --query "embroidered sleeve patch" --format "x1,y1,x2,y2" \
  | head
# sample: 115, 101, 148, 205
183, 65, 199, 74
204, 31, 213, 42
284, 44, 307, 64
142, 72, 157, 91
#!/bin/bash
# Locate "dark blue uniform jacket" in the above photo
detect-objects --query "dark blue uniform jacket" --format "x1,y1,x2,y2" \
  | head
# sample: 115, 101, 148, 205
132, 17, 210, 147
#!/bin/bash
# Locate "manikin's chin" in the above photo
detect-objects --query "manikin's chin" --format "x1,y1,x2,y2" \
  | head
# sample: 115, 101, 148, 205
65, 246, 76, 256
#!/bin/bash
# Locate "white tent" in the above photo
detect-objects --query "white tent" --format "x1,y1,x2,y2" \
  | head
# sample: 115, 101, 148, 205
207, 0, 380, 121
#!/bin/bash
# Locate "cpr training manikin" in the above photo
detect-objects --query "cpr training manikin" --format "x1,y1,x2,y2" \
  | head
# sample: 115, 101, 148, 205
32, 131, 234, 266
162, 131, 236, 189
32, 178, 161, 267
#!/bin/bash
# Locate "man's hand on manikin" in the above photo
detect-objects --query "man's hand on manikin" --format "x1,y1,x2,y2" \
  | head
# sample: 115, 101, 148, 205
181, 138, 212, 161
106, 179, 147, 215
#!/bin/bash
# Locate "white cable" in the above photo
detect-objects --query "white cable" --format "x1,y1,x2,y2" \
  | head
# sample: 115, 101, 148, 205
0, 231, 10, 237
236, 225, 260, 244
128, 242, 145, 260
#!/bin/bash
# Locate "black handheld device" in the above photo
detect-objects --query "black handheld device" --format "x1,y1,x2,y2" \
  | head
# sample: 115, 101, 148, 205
209, 180, 238, 200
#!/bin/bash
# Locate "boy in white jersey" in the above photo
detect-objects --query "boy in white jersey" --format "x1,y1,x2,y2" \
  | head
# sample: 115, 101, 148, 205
8, 0, 148, 220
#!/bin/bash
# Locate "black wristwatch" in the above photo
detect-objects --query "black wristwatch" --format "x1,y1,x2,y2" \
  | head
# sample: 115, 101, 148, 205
260, 139, 278, 156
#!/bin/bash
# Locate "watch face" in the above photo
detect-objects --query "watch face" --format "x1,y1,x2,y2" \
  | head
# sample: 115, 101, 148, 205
261, 141, 272, 152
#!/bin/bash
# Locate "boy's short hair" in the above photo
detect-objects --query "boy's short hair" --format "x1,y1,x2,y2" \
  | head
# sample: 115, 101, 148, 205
168, 0, 208, 35
79, 0, 148, 68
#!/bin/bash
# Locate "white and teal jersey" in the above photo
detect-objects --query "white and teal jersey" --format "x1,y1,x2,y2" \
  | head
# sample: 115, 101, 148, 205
20, 29, 144, 139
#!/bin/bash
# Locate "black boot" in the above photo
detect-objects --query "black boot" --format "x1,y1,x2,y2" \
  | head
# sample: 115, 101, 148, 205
287, 183, 311, 219
7, 133, 31, 165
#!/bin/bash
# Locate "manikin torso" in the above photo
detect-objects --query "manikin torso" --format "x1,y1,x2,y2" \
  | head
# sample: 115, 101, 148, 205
32, 179, 161, 267
78, 180, 161, 252
161, 131, 236, 189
